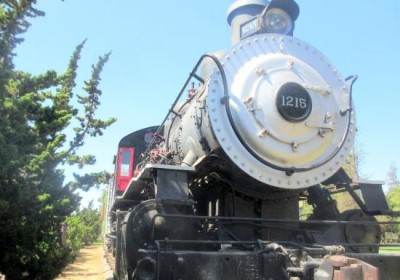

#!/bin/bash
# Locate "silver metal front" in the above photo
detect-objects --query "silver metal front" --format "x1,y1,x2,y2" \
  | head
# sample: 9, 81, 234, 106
207, 34, 355, 189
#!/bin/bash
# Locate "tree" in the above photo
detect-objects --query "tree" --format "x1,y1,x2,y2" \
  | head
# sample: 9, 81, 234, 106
0, 1, 115, 278
99, 186, 109, 237
65, 202, 102, 260
386, 163, 400, 211
386, 164, 400, 233
387, 163, 399, 190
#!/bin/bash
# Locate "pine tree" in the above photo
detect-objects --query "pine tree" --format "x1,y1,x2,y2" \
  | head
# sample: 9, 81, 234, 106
0, 1, 115, 278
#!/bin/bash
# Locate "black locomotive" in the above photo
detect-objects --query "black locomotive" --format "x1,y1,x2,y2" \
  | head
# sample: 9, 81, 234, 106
106, 0, 400, 279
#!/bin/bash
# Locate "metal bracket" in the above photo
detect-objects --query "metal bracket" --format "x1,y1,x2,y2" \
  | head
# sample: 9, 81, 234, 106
325, 168, 400, 216
154, 167, 194, 205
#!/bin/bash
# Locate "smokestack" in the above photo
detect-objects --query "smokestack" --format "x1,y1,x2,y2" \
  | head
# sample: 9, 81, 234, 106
227, 0, 268, 45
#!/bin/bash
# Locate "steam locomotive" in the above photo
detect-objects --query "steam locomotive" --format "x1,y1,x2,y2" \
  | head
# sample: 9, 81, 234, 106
106, 0, 400, 279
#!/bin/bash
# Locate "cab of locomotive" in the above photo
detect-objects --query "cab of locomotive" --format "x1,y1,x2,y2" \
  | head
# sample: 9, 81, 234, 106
227, 0, 299, 44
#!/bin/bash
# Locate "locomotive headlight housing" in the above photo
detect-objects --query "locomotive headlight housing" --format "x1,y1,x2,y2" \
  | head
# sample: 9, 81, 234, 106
261, 0, 299, 36
236, 0, 299, 40
263, 8, 293, 35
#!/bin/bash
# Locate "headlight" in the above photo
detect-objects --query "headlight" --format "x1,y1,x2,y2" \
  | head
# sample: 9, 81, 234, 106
263, 8, 293, 35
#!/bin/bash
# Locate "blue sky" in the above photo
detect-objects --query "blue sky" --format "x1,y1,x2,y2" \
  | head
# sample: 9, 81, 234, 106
14, 0, 400, 206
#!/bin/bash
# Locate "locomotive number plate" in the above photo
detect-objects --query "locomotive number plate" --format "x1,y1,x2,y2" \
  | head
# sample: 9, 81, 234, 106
276, 83, 312, 122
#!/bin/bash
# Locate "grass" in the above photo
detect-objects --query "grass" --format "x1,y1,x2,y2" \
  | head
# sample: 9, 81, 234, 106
379, 246, 400, 254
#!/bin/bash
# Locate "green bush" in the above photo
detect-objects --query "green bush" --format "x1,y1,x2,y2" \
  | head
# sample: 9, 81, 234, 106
66, 202, 102, 260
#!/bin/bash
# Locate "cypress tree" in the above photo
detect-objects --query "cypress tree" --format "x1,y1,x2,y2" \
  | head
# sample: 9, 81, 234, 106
0, 1, 115, 278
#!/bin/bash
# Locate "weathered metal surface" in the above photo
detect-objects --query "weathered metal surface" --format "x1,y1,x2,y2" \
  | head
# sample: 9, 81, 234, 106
315, 255, 378, 280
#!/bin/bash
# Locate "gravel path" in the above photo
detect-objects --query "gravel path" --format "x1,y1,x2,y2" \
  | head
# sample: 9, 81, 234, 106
55, 244, 113, 280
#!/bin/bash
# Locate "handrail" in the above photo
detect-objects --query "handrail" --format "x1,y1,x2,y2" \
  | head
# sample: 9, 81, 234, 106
140, 54, 222, 166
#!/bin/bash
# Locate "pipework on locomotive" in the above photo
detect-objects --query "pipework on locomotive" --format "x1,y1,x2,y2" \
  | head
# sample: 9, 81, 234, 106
105, 1, 400, 279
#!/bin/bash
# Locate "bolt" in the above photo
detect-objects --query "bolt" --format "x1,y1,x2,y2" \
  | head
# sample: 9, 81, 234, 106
256, 68, 265, 76
292, 142, 299, 152
259, 129, 268, 138
243, 97, 253, 105
287, 61, 294, 69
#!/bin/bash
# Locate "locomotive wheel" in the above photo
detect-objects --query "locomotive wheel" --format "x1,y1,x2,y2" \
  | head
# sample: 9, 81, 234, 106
124, 200, 158, 280
340, 209, 381, 253
115, 213, 131, 280
121, 223, 132, 280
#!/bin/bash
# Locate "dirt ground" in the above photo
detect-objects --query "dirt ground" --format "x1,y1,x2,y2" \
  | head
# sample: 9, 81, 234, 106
55, 244, 113, 280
